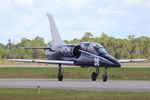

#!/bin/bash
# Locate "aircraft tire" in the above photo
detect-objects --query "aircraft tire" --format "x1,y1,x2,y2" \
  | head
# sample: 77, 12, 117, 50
91, 72, 97, 81
102, 75, 107, 82
58, 73, 63, 81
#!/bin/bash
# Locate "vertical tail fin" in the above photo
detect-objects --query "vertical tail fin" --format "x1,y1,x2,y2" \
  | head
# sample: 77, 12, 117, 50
47, 13, 65, 46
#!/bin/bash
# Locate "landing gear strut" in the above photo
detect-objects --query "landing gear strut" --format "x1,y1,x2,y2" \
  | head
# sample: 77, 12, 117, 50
91, 67, 108, 82
57, 64, 63, 81
102, 67, 108, 82
91, 67, 99, 81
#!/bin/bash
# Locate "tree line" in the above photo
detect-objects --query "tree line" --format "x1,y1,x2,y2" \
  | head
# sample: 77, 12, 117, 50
0, 32, 150, 60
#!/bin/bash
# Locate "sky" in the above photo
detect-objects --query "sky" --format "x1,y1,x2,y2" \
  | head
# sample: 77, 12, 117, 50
0, 0, 150, 44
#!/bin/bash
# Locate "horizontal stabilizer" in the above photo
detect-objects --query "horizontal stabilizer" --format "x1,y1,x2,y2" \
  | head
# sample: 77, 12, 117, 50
21, 47, 51, 50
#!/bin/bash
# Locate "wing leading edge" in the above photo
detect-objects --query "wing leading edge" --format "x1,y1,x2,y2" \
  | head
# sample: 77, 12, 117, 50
118, 59, 147, 63
6, 59, 74, 65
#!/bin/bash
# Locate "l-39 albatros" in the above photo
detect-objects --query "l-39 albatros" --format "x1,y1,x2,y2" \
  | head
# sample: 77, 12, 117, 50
7, 14, 147, 82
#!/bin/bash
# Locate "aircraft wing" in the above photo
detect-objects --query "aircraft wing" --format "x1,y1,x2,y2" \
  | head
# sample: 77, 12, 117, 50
6, 59, 74, 65
118, 59, 147, 63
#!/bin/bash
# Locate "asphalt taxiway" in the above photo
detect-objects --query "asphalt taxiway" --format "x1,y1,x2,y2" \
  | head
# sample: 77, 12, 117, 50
0, 79, 150, 92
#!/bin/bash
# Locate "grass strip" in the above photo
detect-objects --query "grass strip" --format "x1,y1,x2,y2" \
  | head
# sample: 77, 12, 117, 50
0, 67, 150, 80
0, 88, 150, 100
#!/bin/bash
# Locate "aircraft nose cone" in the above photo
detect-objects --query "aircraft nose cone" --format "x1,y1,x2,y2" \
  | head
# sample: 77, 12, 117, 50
100, 54, 121, 67
113, 60, 121, 67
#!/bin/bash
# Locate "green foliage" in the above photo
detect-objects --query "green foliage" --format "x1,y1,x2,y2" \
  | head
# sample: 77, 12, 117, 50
0, 43, 6, 60
82, 32, 94, 41
128, 35, 135, 41
0, 32, 149, 59
0, 36, 48, 59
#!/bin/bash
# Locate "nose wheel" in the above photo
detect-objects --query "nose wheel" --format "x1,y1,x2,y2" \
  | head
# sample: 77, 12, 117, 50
91, 72, 98, 81
57, 64, 63, 81
91, 67, 99, 81
102, 67, 108, 82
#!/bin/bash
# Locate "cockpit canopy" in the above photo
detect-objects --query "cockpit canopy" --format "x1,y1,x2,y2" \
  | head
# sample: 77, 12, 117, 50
80, 42, 108, 55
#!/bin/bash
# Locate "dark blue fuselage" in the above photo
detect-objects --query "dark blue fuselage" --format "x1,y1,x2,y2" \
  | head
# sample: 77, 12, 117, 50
45, 42, 121, 68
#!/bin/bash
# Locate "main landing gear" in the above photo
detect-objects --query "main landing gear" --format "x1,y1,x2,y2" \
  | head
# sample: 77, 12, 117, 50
91, 67, 108, 82
102, 67, 108, 82
57, 64, 63, 81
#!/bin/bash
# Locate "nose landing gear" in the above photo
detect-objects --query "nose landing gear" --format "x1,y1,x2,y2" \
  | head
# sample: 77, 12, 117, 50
91, 67, 99, 81
91, 67, 108, 82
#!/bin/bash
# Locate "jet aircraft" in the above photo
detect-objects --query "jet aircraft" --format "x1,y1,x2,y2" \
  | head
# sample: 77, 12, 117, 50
7, 14, 147, 82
